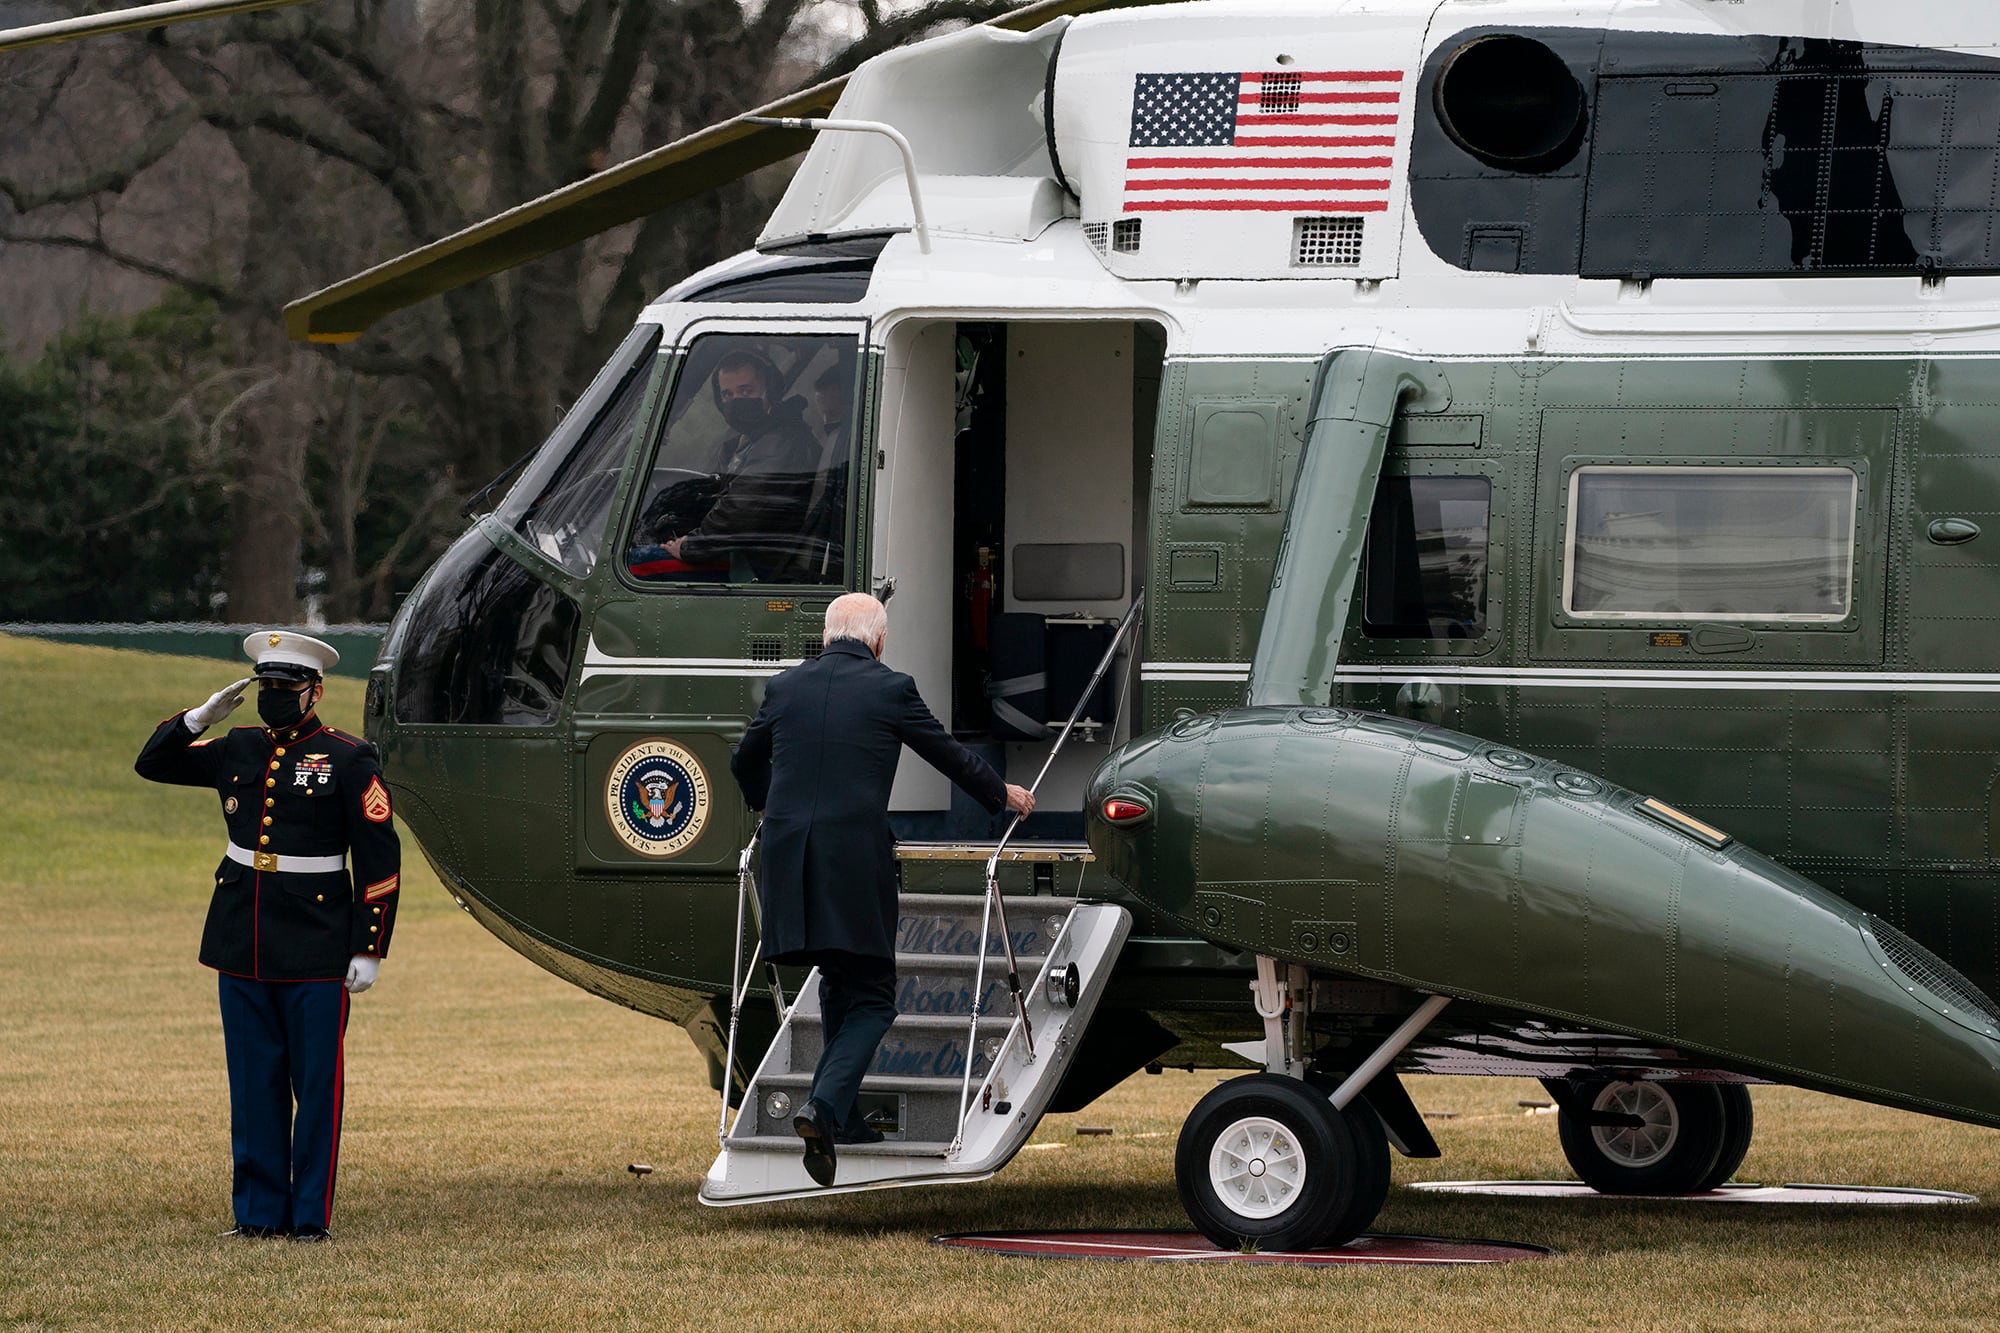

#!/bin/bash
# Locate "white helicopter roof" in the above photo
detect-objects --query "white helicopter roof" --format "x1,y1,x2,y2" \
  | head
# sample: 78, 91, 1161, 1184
755, 0, 2000, 287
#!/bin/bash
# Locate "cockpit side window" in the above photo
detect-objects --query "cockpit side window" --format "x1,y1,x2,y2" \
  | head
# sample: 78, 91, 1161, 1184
624, 332, 859, 587
495, 323, 664, 577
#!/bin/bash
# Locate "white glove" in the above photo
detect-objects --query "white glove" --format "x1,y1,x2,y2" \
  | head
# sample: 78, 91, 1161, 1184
186, 677, 255, 731
345, 955, 380, 994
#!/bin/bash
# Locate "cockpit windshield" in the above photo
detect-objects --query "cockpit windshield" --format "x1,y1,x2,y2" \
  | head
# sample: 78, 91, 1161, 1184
495, 323, 664, 577
624, 332, 859, 587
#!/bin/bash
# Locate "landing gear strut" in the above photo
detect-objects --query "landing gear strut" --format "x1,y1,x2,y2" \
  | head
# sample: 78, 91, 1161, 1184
1173, 979, 1448, 1251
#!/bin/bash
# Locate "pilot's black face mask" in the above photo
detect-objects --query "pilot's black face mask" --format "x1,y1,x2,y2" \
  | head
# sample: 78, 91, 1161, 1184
257, 683, 312, 728
720, 395, 771, 434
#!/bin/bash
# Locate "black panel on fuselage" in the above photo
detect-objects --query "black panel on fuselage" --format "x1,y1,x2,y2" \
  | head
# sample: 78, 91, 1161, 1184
1411, 28, 2000, 279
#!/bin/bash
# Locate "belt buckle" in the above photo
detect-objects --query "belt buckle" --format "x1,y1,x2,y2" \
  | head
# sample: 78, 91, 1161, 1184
253, 851, 279, 872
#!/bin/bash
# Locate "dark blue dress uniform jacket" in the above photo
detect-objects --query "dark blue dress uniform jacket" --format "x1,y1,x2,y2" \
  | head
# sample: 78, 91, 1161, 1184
731, 638, 1006, 964
136, 711, 401, 980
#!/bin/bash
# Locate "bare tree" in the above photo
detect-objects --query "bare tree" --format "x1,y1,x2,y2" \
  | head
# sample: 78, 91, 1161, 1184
0, 0, 1010, 622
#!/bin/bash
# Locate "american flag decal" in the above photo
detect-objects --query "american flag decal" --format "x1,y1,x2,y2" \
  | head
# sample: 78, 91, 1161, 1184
1124, 69, 1403, 213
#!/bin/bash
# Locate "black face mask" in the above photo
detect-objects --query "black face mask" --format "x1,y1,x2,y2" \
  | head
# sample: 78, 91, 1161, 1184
257, 686, 311, 729
720, 396, 771, 434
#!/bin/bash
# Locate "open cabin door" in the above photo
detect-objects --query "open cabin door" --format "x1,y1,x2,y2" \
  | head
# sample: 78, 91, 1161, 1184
871, 318, 1161, 843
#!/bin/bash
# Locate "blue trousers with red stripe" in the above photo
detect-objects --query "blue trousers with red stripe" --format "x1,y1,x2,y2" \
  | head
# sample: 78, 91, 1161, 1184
217, 974, 348, 1231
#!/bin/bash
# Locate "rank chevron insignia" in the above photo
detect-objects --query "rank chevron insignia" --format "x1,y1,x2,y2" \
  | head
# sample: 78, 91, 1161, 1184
361, 776, 392, 823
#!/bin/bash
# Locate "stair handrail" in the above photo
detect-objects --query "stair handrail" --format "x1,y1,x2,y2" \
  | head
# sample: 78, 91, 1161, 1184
718, 822, 763, 1146
955, 593, 1146, 1148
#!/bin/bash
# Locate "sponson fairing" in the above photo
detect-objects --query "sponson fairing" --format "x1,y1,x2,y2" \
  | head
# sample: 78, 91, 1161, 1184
1087, 707, 2000, 1127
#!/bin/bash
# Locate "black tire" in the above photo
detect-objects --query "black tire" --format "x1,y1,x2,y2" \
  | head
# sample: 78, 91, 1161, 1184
1332, 1097, 1392, 1246
1304, 1072, 1395, 1247
1695, 1084, 1755, 1192
1176, 1074, 1360, 1252
1556, 1078, 1727, 1196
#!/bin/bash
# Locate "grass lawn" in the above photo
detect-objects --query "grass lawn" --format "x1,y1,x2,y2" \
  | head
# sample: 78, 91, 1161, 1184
4, 631, 2000, 1330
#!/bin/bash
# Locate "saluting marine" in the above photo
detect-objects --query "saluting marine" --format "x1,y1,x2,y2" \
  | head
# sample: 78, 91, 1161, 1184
135, 631, 400, 1243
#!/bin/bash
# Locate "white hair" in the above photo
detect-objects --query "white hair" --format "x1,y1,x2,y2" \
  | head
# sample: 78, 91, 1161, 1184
823, 592, 888, 649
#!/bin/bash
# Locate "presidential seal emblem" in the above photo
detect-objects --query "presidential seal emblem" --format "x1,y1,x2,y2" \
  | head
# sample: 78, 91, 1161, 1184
605, 739, 709, 858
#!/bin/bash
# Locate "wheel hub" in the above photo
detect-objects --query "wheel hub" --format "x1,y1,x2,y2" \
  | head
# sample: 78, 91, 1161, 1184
1588, 1080, 1680, 1168
1209, 1115, 1304, 1219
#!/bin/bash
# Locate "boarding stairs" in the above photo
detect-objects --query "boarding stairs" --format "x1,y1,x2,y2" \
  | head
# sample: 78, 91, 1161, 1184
700, 596, 1144, 1207
700, 874, 1130, 1204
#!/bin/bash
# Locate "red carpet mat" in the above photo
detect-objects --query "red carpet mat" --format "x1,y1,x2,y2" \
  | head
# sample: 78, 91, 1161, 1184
1408, 1181, 1976, 1205
931, 1230, 1551, 1266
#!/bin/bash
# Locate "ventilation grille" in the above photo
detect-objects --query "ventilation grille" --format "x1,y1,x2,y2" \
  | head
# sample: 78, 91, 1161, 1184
1112, 218, 1142, 253
748, 636, 784, 663
1083, 221, 1109, 254
1869, 915, 2000, 1027
1259, 71, 1303, 114
1295, 216, 1365, 267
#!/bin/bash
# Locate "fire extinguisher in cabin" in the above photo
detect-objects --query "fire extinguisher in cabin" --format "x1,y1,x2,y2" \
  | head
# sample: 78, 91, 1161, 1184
968, 546, 994, 652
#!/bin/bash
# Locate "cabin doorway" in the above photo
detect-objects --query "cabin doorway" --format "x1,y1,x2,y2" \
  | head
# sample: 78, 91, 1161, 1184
873, 317, 1165, 841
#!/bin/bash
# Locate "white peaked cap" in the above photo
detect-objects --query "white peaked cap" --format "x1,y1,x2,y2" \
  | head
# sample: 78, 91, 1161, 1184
243, 629, 341, 679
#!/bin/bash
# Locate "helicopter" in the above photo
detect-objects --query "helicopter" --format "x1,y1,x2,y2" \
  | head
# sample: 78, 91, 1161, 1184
282, 0, 2000, 1250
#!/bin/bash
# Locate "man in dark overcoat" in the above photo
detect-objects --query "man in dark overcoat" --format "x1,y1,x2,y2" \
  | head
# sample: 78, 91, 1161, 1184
731, 593, 1032, 1185
135, 630, 400, 1241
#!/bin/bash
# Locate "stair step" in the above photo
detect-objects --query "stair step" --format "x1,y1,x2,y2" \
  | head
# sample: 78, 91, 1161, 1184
895, 842, 1094, 864
722, 1136, 954, 1158
894, 951, 1049, 970
756, 1072, 964, 1095
896, 891, 1079, 910
789, 1012, 1013, 1081
790, 1012, 1011, 1032
895, 896, 1074, 959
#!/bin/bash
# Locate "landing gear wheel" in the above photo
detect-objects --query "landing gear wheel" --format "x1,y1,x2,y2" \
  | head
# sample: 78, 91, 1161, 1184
1556, 1078, 1727, 1196
1334, 1095, 1392, 1243
1304, 1072, 1393, 1244
1695, 1084, 1755, 1192
1176, 1074, 1363, 1252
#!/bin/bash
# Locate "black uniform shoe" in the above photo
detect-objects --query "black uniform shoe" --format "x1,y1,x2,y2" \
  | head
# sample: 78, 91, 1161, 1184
289, 1226, 334, 1244
220, 1224, 287, 1239
794, 1100, 838, 1186
837, 1121, 886, 1145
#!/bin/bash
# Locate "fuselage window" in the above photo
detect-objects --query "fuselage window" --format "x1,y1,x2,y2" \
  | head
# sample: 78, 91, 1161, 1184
1563, 466, 1857, 622
1363, 475, 1492, 639
625, 332, 858, 587
495, 323, 663, 577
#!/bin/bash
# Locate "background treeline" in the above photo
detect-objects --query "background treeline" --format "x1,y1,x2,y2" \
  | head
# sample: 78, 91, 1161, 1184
0, 0, 1010, 624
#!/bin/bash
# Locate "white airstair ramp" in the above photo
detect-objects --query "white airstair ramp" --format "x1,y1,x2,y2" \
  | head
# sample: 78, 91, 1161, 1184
700, 886, 1131, 1204
703, 594, 1144, 1207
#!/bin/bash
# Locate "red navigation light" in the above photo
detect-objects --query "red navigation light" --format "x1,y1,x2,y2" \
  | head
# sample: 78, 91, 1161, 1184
1102, 798, 1149, 823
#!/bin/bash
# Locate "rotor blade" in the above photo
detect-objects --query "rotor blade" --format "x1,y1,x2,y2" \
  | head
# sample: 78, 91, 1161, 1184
283, 0, 1174, 343
0, 0, 314, 54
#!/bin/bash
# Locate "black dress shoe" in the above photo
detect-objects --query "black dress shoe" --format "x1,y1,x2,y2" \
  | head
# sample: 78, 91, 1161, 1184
837, 1121, 886, 1145
289, 1226, 333, 1244
220, 1224, 286, 1239
794, 1100, 838, 1186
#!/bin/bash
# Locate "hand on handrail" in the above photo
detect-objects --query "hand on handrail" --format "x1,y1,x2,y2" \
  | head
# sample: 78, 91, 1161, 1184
1004, 784, 1035, 817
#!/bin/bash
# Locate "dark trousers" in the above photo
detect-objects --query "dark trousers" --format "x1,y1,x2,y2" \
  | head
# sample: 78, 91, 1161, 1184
808, 951, 897, 1132
217, 974, 349, 1231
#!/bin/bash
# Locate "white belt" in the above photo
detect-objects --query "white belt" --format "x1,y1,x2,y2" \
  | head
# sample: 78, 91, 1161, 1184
227, 842, 347, 875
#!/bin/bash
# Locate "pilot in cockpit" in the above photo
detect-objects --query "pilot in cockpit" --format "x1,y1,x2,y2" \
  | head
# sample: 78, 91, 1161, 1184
637, 350, 820, 581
